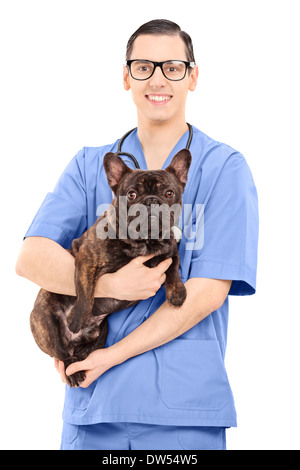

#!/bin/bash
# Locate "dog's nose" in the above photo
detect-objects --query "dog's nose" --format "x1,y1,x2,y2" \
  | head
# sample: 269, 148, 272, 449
144, 196, 160, 207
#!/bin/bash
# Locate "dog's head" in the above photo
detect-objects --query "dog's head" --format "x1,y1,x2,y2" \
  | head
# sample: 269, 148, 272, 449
103, 149, 191, 242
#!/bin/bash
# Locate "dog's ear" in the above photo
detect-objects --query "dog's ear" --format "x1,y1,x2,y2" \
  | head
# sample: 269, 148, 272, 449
165, 149, 192, 189
103, 153, 133, 194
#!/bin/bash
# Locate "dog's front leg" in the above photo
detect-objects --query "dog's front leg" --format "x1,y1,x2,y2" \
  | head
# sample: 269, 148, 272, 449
67, 250, 100, 334
164, 252, 187, 307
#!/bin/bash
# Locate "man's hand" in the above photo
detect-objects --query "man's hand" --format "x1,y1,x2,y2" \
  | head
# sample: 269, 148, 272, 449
54, 348, 116, 388
95, 254, 173, 300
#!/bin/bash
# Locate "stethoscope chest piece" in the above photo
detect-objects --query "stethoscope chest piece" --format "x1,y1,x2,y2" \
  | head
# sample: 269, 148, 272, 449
171, 224, 183, 243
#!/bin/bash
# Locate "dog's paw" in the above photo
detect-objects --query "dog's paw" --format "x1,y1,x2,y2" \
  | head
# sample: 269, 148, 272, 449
67, 308, 82, 334
166, 283, 187, 307
67, 317, 82, 334
66, 370, 86, 388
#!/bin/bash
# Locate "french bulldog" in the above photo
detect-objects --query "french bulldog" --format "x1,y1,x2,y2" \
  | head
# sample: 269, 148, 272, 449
30, 149, 191, 386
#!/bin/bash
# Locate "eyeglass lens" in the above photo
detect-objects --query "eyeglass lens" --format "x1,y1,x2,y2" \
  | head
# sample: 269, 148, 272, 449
130, 60, 188, 81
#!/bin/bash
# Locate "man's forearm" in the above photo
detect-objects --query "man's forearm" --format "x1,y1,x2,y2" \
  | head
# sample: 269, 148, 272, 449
108, 278, 232, 366
16, 237, 78, 295
16, 236, 113, 297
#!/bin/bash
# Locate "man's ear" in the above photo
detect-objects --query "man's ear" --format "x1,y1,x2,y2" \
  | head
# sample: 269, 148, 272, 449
165, 149, 192, 189
103, 153, 133, 194
188, 65, 199, 92
123, 64, 131, 91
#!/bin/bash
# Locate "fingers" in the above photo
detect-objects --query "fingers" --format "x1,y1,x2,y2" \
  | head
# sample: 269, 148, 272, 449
115, 254, 173, 300
134, 254, 156, 265
54, 358, 67, 384
134, 254, 173, 272
59, 361, 67, 383
153, 259, 172, 294
155, 257, 173, 275
139, 256, 172, 293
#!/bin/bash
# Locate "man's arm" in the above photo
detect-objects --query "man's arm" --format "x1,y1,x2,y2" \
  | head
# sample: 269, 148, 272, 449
16, 237, 78, 296
65, 277, 232, 387
15, 236, 171, 298
111, 277, 232, 356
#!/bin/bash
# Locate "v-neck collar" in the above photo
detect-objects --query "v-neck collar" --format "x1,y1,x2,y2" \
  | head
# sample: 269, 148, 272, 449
123, 127, 191, 171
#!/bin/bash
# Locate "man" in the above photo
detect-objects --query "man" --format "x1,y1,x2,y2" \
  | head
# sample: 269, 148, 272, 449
16, 20, 258, 450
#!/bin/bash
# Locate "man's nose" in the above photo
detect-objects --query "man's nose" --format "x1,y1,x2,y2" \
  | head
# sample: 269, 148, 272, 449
149, 66, 167, 87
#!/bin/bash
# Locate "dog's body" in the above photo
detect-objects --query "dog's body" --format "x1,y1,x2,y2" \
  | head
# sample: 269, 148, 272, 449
30, 149, 191, 386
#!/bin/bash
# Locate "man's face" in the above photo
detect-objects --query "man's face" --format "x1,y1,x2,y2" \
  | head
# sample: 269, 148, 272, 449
123, 34, 198, 125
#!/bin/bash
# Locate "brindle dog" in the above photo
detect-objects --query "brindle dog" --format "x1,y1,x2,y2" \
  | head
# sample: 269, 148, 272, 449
30, 149, 191, 386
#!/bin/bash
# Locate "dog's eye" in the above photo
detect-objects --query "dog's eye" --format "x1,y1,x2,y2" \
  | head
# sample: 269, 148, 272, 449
165, 190, 174, 198
127, 190, 137, 201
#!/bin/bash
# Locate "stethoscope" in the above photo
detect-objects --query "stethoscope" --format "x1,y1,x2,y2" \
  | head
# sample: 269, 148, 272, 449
116, 122, 193, 169
114, 123, 193, 243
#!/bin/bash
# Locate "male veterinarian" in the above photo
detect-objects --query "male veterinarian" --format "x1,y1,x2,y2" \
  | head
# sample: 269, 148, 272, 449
16, 20, 258, 450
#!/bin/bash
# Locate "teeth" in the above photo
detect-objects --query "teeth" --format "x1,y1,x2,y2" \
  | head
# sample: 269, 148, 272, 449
148, 95, 171, 102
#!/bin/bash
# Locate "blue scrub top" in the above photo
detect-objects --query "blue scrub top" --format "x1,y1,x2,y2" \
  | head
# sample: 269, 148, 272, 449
25, 126, 259, 427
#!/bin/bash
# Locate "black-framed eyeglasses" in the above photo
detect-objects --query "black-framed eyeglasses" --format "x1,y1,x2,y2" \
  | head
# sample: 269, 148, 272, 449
126, 59, 196, 81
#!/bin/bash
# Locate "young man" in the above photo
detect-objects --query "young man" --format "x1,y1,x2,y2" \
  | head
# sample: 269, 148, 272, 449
16, 20, 258, 450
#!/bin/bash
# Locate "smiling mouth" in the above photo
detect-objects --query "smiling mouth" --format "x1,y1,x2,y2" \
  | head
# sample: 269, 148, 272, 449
146, 94, 172, 104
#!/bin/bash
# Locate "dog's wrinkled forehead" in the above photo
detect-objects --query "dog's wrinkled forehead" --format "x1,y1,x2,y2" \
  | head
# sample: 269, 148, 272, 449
122, 170, 176, 193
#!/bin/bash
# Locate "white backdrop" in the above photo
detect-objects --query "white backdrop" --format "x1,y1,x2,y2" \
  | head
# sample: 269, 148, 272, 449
1, 0, 299, 450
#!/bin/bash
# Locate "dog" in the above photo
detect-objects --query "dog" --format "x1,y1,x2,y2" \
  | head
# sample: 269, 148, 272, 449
30, 149, 191, 386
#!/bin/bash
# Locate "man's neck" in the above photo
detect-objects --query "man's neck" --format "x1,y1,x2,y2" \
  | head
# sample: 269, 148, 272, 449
137, 118, 189, 170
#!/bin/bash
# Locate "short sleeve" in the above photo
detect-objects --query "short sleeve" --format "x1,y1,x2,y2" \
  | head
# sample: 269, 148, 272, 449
24, 148, 87, 249
188, 154, 259, 295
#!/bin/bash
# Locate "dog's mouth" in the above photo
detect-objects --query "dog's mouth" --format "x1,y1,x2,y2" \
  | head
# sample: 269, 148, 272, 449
126, 210, 176, 242
148, 214, 171, 240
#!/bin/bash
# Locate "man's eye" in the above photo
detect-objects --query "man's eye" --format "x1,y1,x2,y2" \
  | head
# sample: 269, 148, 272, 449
165, 189, 174, 198
127, 190, 137, 200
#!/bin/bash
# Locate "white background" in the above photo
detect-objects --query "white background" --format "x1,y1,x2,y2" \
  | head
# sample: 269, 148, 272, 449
1, 0, 299, 450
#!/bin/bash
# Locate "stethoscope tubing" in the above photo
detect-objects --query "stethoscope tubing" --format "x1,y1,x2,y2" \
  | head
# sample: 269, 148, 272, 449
116, 123, 193, 170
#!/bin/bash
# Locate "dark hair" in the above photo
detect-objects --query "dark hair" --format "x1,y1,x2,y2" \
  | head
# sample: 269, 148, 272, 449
126, 19, 195, 62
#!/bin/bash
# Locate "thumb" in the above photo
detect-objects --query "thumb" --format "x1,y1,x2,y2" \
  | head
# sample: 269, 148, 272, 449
66, 359, 87, 376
